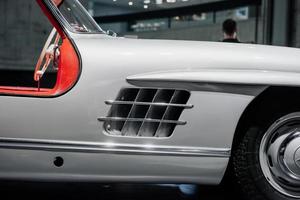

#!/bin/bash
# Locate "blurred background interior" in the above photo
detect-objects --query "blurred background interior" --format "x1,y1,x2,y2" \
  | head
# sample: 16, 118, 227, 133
84, 0, 296, 46
0, 0, 298, 73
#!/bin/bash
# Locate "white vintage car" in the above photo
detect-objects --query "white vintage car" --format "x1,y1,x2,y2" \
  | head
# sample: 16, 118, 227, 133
1, 0, 300, 200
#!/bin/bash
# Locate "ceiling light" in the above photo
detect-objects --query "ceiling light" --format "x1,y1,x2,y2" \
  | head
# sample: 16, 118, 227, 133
144, 5, 148, 9
156, 0, 163, 4
128, 1, 133, 6
144, 0, 151, 4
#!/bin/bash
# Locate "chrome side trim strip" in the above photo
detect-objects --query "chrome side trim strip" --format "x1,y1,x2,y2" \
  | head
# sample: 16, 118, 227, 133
0, 137, 230, 158
98, 117, 187, 125
105, 100, 194, 109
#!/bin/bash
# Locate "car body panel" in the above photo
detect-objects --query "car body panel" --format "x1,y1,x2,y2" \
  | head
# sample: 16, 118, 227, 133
128, 69, 300, 87
0, 35, 267, 184
0, 148, 228, 184
0, 0, 299, 185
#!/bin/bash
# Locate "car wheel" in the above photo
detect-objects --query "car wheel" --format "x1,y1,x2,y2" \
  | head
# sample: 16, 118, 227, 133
233, 112, 300, 200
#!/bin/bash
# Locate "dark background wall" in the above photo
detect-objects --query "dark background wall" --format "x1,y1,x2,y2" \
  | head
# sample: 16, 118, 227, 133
0, 0, 51, 71
292, 0, 300, 48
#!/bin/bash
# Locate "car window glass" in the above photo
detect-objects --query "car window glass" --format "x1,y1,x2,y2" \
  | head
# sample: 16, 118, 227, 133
54, 0, 103, 33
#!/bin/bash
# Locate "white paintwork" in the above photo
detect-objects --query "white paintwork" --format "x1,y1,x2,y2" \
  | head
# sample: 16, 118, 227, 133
72, 34, 300, 83
1, 1, 300, 185
127, 69, 300, 86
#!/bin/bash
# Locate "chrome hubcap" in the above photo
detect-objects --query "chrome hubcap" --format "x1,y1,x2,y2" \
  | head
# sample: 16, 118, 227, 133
296, 148, 300, 168
260, 113, 300, 198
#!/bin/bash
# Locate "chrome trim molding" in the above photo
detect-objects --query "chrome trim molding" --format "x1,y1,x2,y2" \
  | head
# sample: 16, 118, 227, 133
105, 100, 194, 109
0, 137, 231, 158
98, 117, 187, 125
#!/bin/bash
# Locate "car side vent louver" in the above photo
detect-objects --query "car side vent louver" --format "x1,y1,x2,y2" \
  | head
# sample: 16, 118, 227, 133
98, 88, 193, 138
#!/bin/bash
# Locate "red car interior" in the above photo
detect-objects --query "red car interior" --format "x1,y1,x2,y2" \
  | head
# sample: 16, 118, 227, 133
0, 0, 80, 97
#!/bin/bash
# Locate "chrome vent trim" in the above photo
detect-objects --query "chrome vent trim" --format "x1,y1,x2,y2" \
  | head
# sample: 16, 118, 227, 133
99, 88, 192, 138
105, 100, 193, 108
98, 117, 187, 125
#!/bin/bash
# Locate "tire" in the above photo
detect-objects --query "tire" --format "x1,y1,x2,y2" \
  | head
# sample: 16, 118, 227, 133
232, 113, 300, 200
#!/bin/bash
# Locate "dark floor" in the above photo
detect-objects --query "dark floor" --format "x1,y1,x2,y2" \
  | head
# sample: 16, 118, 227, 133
0, 182, 238, 200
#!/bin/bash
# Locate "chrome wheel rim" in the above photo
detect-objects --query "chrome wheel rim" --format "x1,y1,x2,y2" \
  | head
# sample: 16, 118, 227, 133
259, 113, 300, 198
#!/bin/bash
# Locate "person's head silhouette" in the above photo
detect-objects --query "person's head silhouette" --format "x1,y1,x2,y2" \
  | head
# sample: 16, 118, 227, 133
222, 19, 240, 43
